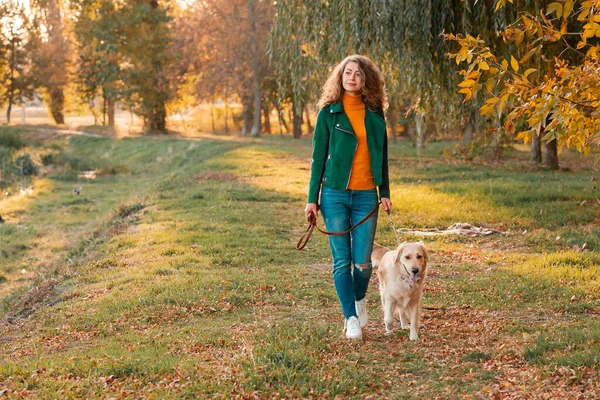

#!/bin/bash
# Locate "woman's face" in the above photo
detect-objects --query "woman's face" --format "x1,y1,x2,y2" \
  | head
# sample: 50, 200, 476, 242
342, 61, 362, 96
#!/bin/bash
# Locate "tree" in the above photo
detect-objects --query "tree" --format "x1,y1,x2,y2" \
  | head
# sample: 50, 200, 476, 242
119, 0, 173, 132
446, 0, 600, 169
0, 0, 35, 124
70, 0, 124, 126
29, 0, 70, 125
180, 0, 273, 136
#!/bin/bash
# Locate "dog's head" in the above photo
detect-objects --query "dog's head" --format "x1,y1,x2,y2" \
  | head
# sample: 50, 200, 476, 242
395, 241, 428, 283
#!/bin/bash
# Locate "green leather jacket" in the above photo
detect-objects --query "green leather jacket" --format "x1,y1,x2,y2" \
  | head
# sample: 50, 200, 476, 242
307, 101, 390, 204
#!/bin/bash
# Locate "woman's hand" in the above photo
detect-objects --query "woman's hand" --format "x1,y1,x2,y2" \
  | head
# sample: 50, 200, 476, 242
305, 203, 318, 222
381, 197, 392, 214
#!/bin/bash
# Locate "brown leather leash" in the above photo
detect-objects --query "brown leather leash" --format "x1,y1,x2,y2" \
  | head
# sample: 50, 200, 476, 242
296, 201, 382, 250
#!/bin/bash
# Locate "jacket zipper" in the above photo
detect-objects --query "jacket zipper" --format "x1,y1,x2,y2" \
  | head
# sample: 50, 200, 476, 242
334, 126, 358, 189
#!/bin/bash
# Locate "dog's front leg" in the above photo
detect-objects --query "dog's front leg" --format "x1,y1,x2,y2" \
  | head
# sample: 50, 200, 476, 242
383, 298, 394, 335
409, 305, 420, 341
399, 310, 410, 330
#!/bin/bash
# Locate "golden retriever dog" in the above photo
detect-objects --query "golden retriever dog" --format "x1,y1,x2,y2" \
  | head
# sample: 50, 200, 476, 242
372, 242, 428, 340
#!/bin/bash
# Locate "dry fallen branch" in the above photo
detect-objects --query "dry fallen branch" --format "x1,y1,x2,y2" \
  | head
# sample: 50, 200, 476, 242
397, 223, 503, 237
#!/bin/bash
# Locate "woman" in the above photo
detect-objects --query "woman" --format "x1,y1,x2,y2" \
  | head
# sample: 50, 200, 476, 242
305, 55, 391, 340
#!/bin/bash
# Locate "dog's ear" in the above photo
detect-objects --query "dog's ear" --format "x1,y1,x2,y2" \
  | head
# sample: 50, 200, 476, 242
417, 241, 428, 263
394, 243, 406, 263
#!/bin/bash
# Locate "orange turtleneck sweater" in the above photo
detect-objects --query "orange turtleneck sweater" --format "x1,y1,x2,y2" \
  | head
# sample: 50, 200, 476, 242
343, 93, 375, 190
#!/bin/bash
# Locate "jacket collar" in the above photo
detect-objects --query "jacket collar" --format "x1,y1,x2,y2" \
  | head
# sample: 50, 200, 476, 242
329, 102, 344, 113
330, 98, 374, 114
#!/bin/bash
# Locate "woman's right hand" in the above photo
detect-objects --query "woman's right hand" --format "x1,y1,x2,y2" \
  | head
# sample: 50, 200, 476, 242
305, 203, 318, 222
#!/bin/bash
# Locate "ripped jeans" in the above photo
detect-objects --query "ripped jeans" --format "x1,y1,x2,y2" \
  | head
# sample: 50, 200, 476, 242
320, 185, 378, 319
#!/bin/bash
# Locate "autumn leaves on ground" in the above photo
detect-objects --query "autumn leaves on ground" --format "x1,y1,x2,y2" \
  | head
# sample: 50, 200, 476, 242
1, 126, 599, 399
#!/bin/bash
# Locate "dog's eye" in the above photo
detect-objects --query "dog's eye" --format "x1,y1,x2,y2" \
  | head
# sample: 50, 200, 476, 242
417, 255, 422, 259
404, 255, 410, 259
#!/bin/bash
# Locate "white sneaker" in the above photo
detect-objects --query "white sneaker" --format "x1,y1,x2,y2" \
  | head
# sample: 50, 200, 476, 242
355, 298, 368, 328
345, 316, 362, 340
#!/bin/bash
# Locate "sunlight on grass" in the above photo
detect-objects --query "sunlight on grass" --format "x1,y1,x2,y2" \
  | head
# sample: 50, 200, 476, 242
515, 251, 600, 294
390, 184, 531, 229
0, 178, 53, 221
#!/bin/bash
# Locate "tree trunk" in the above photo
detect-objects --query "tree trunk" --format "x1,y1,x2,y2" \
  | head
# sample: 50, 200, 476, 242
102, 95, 107, 126
544, 139, 559, 170
241, 98, 251, 136
224, 82, 229, 134
262, 104, 272, 134
530, 130, 542, 163
415, 112, 426, 148
291, 99, 303, 139
248, 0, 261, 137
385, 105, 396, 143
49, 88, 65, 125
107, 98, 115, 127
304, 105, 313, 133
275, 101, 284, 136
7, 38, 15, 125
211, 91, 216, 134
462, 122, 474, 146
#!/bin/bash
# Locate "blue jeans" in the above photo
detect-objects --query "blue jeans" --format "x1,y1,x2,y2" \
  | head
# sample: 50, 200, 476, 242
320, 185, 378, 319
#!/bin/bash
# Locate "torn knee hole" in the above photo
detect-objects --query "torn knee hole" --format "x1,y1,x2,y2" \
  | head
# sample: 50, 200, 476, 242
355, 263, 372, 272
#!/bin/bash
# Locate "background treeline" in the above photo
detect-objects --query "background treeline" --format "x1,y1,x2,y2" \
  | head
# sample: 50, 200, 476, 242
0, 0, 596, 167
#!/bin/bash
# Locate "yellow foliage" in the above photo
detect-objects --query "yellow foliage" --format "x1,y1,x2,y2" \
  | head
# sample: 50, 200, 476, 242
459, 79, 477, 88
510, 55, 519, 72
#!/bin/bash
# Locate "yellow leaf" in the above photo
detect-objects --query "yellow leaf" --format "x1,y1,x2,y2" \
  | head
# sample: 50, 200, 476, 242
502, 59, 509, 71
479, 61, 490, 70
563, 0, 574, 18
459, 79, 477, 88
596, 29, 600, 37
489, 67, 500, 75
486, 97, 500, 104
515, 131, 530, 141
486, 78, 495, 92
546, 2, 562, 16
510, 55, 519, 72
583, 29, 596, 38
459, 88, 472, 100
551, 31, 562, 42
577, 40, 587, 49
495, 0, 505, 11
524, 68, 536, 78
480, 104, 494, 115
468, 70, 480, 79
594, 15, 600, 22
515, 29, 525, 45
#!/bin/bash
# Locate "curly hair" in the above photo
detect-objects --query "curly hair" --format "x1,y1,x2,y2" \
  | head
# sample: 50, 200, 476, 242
316, 55, 387, 111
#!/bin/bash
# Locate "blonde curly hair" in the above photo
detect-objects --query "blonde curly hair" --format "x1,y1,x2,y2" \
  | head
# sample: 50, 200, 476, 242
316, 55, 387, 111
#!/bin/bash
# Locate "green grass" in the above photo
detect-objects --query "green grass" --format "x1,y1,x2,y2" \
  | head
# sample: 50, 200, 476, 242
1, 128, 599, 398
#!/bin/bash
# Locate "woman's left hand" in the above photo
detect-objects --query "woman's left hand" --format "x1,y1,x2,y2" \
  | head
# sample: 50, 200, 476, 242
381, 197, 392, 214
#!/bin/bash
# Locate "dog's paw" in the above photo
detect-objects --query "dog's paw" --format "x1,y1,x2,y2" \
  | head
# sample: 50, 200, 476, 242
409, 332, 419, 341
401, 324, 410, 330
385, 330, 393, 336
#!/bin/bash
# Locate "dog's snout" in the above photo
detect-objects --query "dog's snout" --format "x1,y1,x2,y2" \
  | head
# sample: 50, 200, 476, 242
411, 267, 419, 274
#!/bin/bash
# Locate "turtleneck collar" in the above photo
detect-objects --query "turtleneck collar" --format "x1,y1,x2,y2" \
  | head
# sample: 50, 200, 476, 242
342, 92, 364, 108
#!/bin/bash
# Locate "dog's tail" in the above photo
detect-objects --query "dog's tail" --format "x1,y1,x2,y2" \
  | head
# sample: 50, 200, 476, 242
371, 242, 390, 269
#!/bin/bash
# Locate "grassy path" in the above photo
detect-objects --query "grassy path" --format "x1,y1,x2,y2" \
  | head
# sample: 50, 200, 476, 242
1, 130, 599, 398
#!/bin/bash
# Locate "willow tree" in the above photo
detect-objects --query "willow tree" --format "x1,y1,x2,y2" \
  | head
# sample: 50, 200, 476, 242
270, 0, 550, 149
